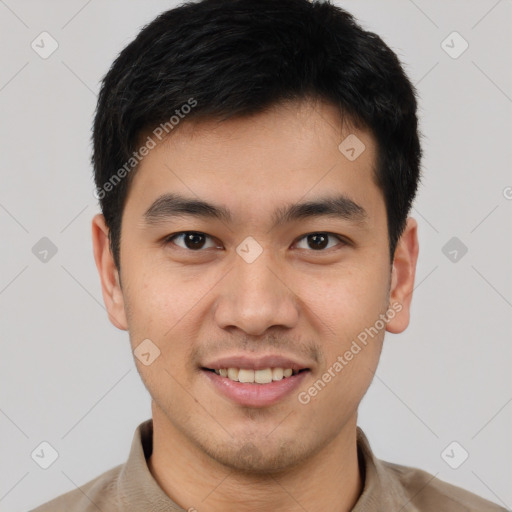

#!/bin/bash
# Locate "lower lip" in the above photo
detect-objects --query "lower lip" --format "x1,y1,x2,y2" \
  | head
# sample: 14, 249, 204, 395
201, 369, 310, 407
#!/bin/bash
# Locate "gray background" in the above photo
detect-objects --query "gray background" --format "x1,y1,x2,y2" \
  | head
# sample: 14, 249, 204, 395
0, 0, 511, 510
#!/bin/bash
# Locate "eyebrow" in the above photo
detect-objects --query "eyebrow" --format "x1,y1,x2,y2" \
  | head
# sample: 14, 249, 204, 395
143, 192, 368, 229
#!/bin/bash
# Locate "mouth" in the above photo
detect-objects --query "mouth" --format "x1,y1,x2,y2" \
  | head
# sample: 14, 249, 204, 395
200, 366, 311, 407
201, 367, 309, 384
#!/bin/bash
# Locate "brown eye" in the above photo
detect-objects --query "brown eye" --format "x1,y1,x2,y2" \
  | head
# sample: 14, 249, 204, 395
166, 232, 216, 250
307, 233, 328, 250
295, 232, 345, 251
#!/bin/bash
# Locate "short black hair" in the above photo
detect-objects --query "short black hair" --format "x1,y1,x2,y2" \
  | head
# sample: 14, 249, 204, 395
92, 0, 422, 271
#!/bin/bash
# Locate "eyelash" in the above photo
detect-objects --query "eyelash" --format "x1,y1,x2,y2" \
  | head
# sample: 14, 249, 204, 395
163, 231, 349, 252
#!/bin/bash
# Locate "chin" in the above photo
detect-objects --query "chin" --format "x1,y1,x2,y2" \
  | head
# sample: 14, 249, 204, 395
201, 437, 309, 475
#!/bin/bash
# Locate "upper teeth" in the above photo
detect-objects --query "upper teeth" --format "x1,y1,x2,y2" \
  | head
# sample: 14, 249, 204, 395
215, 367, 296, 383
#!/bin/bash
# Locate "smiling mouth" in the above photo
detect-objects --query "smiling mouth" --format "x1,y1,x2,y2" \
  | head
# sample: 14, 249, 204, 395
201, 367, 309, 384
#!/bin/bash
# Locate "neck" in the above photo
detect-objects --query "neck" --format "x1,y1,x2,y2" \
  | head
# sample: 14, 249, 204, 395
147, 405, 363, 512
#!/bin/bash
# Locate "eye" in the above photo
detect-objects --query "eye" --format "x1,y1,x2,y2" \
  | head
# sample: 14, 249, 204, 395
163, 231, 348, 252
164, 231, 219, 251
294, 232, 346, 251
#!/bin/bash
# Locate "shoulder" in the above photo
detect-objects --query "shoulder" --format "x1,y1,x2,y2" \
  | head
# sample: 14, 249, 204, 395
382, 460, 508, 512
28, 463, 124, 512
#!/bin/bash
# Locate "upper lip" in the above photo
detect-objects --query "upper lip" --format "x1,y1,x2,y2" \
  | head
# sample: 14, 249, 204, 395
202, 354, 311, 372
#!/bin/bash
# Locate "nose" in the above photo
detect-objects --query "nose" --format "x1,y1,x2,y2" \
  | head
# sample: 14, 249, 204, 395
213, 248, 299, 336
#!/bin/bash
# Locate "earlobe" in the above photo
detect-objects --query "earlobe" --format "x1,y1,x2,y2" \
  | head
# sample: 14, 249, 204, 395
91, 213, 128, 331
386, 217, 419, 334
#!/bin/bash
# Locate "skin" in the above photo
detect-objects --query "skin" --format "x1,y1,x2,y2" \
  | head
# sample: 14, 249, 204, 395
92, 98, 419, 512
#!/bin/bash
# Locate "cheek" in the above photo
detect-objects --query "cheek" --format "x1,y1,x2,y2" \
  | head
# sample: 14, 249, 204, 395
123, 265, 209, 371
124, 272, 200, 405
293, 259, 390, 339
124, 256, 200, 330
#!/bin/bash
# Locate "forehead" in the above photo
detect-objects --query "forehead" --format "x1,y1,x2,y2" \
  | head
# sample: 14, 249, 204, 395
124, 99, 383, 226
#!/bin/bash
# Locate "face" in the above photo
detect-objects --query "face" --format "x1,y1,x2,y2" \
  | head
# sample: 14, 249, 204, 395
93, 99, 418, 473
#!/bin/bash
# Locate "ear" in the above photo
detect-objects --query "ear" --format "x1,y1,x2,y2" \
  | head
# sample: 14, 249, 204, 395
386, 217, 419, 334
91, 213, 128, 331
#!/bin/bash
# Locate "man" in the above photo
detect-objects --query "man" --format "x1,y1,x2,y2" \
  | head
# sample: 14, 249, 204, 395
30, 0, 506, 510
